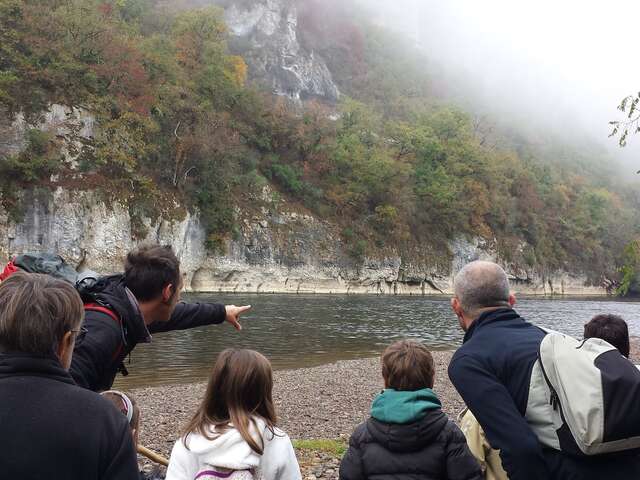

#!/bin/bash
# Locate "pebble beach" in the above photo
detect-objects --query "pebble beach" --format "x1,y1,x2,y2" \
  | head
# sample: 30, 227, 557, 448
132, 340, 640, 479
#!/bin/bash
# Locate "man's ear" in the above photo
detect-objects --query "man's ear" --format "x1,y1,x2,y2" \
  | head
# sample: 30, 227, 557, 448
161, 283, 174, 303
508, 293, 516, 307
451, 297, 462, 316
57, 331, 75, 370
56, 330, 73, 357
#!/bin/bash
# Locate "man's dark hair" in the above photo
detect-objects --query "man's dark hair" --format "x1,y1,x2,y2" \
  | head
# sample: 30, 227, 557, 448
124, 244, 180, 302
584, 314, 630, 358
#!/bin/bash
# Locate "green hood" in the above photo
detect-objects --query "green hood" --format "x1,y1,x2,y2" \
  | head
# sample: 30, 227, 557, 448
370, 388, 441, 424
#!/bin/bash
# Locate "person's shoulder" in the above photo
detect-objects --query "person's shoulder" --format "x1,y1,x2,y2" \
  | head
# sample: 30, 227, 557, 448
82, 309, 123, 337
69, 385, 130, 426
448, 348, 489, 386
432, 414, 468, 450
49, 383, 132, 448
261, 426, 298, 461
345, 420, 371, 447
169, 435, 191, 459
449, 348, 477, 372
451, 343, 470, 362
264, 425, 291, 442
442, 415, 466, 438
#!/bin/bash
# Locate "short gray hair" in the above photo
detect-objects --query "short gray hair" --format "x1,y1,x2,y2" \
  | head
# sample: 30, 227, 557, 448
0, 272, 83, 355
453, 261, 511, 316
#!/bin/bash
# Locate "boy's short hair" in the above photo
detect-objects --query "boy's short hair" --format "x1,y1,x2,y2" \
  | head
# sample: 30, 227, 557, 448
584, 314, 630, 358
382, 340, 435, 390
124, 244, 180, 301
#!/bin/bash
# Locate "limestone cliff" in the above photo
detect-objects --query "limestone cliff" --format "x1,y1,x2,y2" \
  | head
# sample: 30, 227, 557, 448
0, 187, 604, 295
222, 0, 339, 102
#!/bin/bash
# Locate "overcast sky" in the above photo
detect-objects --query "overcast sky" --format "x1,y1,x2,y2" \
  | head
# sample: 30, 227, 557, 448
356, 0, 640, 165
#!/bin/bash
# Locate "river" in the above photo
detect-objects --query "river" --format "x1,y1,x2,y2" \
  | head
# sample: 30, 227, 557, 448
113, 294, 640, 389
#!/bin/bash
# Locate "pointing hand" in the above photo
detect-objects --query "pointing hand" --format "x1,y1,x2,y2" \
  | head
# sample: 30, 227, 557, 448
224, 305, 251, 331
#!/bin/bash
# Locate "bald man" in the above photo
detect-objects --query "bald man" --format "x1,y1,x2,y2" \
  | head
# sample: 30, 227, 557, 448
447, 261, 640, 480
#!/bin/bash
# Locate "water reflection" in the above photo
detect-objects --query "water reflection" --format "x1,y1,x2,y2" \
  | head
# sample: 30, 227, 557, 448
114, 294, 640, 389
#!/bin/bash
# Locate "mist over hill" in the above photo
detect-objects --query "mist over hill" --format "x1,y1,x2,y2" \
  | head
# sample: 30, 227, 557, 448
1, 0, 639, 293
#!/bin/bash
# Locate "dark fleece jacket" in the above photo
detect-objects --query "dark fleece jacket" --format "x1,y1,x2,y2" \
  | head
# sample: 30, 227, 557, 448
70, 274, 226, 391
448, 307, 640, 480
340, 388, 481, 480
0, 352, 139, 480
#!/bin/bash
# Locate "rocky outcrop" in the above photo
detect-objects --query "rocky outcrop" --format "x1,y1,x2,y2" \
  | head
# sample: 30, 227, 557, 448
0, 104, 94, 159
0, 187, 606, 295
223, 0, 339, 102
0, 189, 205, 283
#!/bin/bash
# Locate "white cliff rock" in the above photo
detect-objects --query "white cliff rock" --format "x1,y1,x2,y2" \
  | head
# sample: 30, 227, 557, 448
0, 187, 606, 295
224, 0, 339, 102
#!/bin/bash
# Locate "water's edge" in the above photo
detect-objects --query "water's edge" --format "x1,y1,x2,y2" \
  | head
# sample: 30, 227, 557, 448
186, 290, 620, 298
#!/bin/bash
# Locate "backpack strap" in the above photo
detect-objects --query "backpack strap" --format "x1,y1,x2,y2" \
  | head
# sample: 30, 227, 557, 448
84, 303, 125, 363
84, 303, 119, 323
0, 260, 19, 281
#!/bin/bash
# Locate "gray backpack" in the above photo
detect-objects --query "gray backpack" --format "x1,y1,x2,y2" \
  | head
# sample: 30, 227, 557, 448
525, 330, 640, 456
13, 253, 79, 284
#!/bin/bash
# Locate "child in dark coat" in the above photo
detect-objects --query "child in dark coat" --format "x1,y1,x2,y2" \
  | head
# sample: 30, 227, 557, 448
340, 340, 482, 480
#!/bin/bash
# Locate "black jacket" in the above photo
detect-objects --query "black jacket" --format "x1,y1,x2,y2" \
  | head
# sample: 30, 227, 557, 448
448, 308, 640, 480
70, 274, 226, 391
0, 352, 139, 480
340, 410, 482, 480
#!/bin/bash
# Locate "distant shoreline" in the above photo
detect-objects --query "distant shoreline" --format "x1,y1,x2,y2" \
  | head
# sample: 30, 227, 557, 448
185, 290, 618, 298
183, 289, 616, 301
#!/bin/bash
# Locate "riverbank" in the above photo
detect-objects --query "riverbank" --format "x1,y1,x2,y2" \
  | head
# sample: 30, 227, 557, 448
133, 340, 640, 479
132, 350, 460, 478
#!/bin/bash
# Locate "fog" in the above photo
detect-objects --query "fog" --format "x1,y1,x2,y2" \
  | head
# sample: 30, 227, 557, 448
356, 0, 640, 168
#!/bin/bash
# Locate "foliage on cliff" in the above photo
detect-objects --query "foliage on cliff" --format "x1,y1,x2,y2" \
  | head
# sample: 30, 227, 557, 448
1, 0, 639, 288
0, 0, 252, 247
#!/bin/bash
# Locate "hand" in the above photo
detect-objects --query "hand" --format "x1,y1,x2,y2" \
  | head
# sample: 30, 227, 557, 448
225, 305, 251, 331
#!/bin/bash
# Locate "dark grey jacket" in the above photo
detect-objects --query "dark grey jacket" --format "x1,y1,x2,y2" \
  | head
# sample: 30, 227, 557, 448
0, 352, 139, 480
340, 409, 482, 480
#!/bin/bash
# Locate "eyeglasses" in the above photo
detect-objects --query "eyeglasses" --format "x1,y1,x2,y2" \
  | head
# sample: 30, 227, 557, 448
71, 327, 88, 345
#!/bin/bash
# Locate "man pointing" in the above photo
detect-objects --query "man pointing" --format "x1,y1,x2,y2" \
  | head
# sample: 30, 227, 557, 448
70, 244, 250, 391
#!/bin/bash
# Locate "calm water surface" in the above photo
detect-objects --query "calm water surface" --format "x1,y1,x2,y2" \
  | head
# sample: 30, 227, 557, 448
114, 294, 640, 389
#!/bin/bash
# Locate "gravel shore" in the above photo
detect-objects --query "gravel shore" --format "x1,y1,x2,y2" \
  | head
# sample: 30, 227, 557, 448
132, 350, 459, 478
132, 339, 640, 479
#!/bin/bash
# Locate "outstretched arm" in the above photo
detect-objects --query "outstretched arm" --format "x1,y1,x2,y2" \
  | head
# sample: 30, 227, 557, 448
448, 354, 549, 480
148, 302, 251, 333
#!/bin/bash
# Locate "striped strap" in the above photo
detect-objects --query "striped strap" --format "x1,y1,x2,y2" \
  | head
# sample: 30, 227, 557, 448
195, 470, 252, 479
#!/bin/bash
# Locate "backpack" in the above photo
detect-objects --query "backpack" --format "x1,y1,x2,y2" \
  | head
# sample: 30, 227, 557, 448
10, 253, 79, 284
2, 253, 127, 374
525, 330, 640, 456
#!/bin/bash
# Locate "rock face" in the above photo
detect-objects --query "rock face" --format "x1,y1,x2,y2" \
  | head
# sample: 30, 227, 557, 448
0, 104, 94, 159
223, 0, 339, 102
0, 188, 605, 295
0, 189, 206, 285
